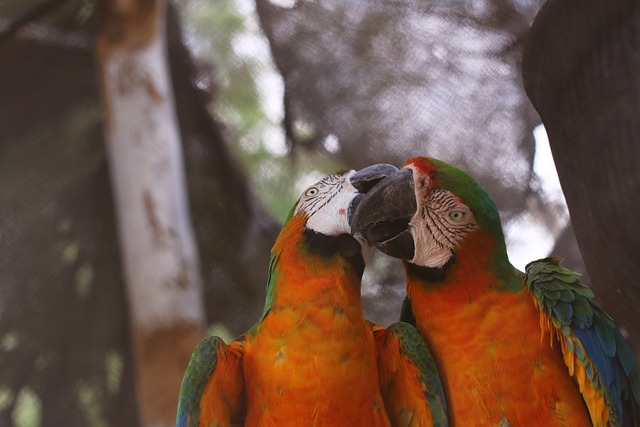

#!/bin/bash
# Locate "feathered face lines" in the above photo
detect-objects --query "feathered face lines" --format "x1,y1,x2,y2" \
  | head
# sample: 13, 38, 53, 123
295, 173, 348, 218
425, 191, 474, 247
350, 158, 505, 271
294, 171, 360, 236
405, 163, 478, 267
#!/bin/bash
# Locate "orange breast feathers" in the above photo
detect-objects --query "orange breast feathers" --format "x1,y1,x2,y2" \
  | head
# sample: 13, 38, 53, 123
406, 233, 591, 426
242, 298, 390, 427
240, 214, 391, 427
267, 215, 362, 307
197, 341, 245, 426
410, 286, 591, 426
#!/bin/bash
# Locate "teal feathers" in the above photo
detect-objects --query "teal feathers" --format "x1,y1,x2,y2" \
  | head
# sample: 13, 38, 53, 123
525, 257, 640, 426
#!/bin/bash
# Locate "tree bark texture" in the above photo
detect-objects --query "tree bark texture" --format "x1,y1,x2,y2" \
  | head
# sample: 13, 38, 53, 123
95, 1, 206, 425
523, 0, 640, 356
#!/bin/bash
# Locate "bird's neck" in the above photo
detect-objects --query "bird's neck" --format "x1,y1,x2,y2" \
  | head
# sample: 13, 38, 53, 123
264, 215, 364, 312
407, 229, 520, 303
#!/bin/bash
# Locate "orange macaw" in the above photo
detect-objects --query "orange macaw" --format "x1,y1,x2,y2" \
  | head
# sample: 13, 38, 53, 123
176, 165, 448, 426
351, 156, 640, 426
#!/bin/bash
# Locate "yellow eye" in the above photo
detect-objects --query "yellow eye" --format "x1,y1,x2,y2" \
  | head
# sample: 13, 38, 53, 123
305, 187, 319, 197
449, 210, 465, 222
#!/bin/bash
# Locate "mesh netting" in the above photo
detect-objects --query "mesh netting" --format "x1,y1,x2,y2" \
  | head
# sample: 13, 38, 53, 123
2, 0, 638, 425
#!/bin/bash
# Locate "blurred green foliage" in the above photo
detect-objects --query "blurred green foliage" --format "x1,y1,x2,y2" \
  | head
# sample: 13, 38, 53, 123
182, 0, 343, 221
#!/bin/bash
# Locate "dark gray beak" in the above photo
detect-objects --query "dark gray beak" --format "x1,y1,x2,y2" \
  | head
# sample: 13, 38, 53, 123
347, 164, 400, 224
349, 169, 417, 260
350, 164, 400, 193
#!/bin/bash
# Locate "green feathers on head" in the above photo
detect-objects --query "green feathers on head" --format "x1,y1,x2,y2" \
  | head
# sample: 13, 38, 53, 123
423, 158, 504, 239
418, 158, 508, 260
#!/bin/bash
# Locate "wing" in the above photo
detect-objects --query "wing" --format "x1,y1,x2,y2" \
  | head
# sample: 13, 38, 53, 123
372, 322, 448, 427
176, 335, 245, 427
525, 257, 640, 427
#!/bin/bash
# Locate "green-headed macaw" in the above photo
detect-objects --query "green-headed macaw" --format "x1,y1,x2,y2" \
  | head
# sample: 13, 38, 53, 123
350, 156, 640, 426
176, 165, 448, 427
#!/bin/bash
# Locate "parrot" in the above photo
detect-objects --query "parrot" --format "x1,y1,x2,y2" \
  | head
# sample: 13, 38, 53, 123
350, 156, 640, 426
176, 164, 449, 427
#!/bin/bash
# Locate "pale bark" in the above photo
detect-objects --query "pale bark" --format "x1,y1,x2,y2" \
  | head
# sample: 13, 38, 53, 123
95, 1, 206, 425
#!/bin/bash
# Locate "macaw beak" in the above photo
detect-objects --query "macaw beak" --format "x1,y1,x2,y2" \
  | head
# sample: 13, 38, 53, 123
349, 169, 417, 260
347, 163, 400, 226
350, 163, 400, 193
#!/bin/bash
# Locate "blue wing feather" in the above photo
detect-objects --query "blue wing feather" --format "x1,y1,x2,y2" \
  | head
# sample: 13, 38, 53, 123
525, 257, 640, 426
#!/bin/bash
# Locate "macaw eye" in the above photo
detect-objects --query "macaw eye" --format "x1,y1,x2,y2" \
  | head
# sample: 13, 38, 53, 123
305, 187, 319, 197
449, 210, 465, 222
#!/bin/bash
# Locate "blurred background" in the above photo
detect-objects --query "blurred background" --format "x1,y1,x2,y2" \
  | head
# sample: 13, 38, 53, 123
1, 0, 638, 425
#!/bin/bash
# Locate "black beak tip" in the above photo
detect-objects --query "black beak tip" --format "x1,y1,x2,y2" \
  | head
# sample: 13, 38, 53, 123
375, 229, 415, 260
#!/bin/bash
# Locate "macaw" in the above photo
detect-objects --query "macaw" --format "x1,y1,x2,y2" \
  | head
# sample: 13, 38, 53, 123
350, 156, 640, 426
176, 165, 448, 427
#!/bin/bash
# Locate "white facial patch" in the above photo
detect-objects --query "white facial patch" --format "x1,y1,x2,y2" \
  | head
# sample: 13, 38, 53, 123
409, 222, 454, 267
295, 170, 359, 236
404, 165, 477, 268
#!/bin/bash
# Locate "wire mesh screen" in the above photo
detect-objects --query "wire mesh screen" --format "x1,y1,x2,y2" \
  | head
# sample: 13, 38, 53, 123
1, 0, 638, 425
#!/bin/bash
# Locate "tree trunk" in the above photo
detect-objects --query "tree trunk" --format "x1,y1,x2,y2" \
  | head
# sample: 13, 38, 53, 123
95, 1, 206, 425
523, 0, 640, 357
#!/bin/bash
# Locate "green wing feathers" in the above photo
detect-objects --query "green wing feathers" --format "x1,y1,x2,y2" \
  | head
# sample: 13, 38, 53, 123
176, 335, 245, 427
525, 257, 640, 426
374, 322, 448, 427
